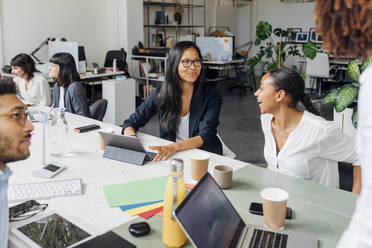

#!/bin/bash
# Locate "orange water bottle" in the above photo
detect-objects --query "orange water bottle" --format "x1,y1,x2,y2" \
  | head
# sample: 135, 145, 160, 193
162, 159, 187, 247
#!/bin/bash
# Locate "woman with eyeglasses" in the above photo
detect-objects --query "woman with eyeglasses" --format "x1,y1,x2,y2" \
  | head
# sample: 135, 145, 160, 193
49, 53, 90, 117
122, 41, 222, 161
11, 53, 51, 106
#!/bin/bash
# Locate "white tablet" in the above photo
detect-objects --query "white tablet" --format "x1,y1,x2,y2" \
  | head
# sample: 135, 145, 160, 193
11, 212, 96, 248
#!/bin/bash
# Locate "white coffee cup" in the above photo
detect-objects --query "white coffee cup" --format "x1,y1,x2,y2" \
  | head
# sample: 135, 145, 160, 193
213, 165, 233, 189
190, 152, 210, 181
261, 188, 289, 229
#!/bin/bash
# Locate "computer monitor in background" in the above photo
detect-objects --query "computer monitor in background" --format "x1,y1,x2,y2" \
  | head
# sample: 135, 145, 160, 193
78, 46, 87, 73
48, 41, 86, 73
49, 41, 79, 69
78, 46, 86, 62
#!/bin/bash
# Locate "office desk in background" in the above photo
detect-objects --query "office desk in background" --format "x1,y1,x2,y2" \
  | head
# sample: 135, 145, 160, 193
8, 107, 357, 248
1, 70, 125, 81
1, 72, 135, 126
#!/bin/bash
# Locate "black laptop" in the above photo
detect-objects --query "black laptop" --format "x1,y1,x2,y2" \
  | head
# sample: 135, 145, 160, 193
174, 173, 318, 248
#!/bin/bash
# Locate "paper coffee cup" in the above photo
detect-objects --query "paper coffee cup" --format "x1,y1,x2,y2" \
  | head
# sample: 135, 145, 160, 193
261, 188, 289, 229
213, 165, 233, 189
190, 152, 210, 181
98, 128, 115, 150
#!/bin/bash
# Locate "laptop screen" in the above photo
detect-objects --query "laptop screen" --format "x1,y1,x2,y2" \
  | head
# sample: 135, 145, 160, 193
175, 173, 245, 248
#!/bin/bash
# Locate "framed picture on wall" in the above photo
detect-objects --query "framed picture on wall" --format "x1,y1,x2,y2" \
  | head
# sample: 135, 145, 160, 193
295, 32, 309, 43
316, 33, 323, 43
286, 28, 302, 42
309, 28, 316, 42
309, 28, 323, 43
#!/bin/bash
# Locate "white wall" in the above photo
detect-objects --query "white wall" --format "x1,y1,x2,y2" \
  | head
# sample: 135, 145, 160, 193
216, 6, 238, 37
237, 4, 252, 47
0, 0, 143, 68
250, 0, 315, 68
253, 0, 315, 31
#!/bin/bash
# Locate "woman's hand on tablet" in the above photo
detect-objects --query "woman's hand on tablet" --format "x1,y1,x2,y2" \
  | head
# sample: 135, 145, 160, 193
123, 127, 137, 137
149, 144, 177, 161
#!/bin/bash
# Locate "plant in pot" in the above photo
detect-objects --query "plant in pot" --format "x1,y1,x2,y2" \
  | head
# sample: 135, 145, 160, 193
322, 56, 372, 128
247, 21, 317, 80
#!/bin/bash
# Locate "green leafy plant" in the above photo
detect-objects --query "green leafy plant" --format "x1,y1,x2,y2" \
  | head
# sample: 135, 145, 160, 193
322, 56, 372, 128
247, 21, 317, 76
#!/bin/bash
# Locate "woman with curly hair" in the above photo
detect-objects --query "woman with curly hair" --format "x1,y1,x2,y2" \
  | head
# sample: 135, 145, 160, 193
314, 0, 372, 247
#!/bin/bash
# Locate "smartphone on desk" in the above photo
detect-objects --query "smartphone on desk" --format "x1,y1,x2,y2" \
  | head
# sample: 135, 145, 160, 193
249, 202, 293, 219
74, 124, 100, 133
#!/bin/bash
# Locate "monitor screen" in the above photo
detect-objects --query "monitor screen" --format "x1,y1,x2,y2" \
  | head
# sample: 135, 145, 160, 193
175, 173, 245, 248
78, 46, 86, 61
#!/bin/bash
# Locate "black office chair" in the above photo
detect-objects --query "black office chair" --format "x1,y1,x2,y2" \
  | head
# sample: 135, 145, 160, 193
90, 99, 108, 121
104, 49, 130, 77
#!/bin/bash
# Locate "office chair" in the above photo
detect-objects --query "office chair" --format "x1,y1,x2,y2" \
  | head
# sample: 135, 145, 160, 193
306, 52, 335, 98
89, 99, 108, 121
104, 49, 130, 77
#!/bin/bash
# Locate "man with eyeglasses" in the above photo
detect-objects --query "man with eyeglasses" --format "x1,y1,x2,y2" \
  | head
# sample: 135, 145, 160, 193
0, 79, 34, 248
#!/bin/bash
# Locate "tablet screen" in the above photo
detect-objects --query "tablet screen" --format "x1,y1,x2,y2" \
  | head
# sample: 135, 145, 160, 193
17, 213, 92, 248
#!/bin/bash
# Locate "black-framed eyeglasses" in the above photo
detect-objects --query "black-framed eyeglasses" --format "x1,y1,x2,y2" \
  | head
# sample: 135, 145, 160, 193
9, 203, 48, 222
0, 108, 29, 126
179, 59, 202, 68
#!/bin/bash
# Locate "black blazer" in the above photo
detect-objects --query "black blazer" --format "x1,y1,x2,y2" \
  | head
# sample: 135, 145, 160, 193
122, 86, 223, 155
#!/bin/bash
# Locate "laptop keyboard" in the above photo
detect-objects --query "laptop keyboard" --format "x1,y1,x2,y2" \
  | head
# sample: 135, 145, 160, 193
247, 229, 288, 248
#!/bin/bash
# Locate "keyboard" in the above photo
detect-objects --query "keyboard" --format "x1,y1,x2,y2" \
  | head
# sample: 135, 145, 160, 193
8, 178, 83, 203
248, 229, 288, 248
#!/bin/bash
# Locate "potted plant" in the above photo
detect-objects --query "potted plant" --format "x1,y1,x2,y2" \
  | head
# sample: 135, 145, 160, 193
322, 56, 372, 128
247, 21, 317, 77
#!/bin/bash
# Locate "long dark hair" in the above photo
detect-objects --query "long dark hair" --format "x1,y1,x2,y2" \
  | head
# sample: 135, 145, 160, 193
269, 68, 320, 116
49, 53, 80, 87
157, 41, 206, 133
10, 53, 38, 80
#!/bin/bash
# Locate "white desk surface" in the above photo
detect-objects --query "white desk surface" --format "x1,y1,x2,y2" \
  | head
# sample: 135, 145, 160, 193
8, 106, 357, 248
80, 71, 125, 80
8, 106, 247, 247
1, 71, 125, 80
203, 59, 245, 65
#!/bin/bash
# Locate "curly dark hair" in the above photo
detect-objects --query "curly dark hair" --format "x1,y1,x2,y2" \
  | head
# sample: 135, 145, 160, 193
314, 0, 372, 57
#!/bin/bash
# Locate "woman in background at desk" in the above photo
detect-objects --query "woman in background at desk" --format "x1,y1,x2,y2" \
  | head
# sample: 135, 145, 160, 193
122, 41, 222, 161
11, 53, 51, 106
255, 68, 361, 193
49, 52, 90, 117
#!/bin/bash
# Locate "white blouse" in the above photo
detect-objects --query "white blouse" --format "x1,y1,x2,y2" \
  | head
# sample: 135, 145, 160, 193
261, 111, 360, 187
13, 72, 51, 106
337, 65, 372, 247
59, 87, 65, 109
176, 113, 190, 142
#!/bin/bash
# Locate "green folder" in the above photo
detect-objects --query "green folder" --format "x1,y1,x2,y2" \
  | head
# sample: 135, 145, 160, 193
103, 176, 168, 207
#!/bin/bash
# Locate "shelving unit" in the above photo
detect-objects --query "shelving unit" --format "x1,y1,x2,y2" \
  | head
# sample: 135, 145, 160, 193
132, 1, 205, 101
143, 0, 206, 48
131, 55, 167, 100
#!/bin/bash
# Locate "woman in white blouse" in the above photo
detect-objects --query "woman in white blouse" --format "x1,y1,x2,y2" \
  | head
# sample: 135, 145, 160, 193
11, 53, 51, 106
255, 68, 361, 193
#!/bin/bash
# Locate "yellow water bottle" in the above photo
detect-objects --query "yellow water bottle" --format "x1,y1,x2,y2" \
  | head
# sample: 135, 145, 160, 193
162, 159, 187, 247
